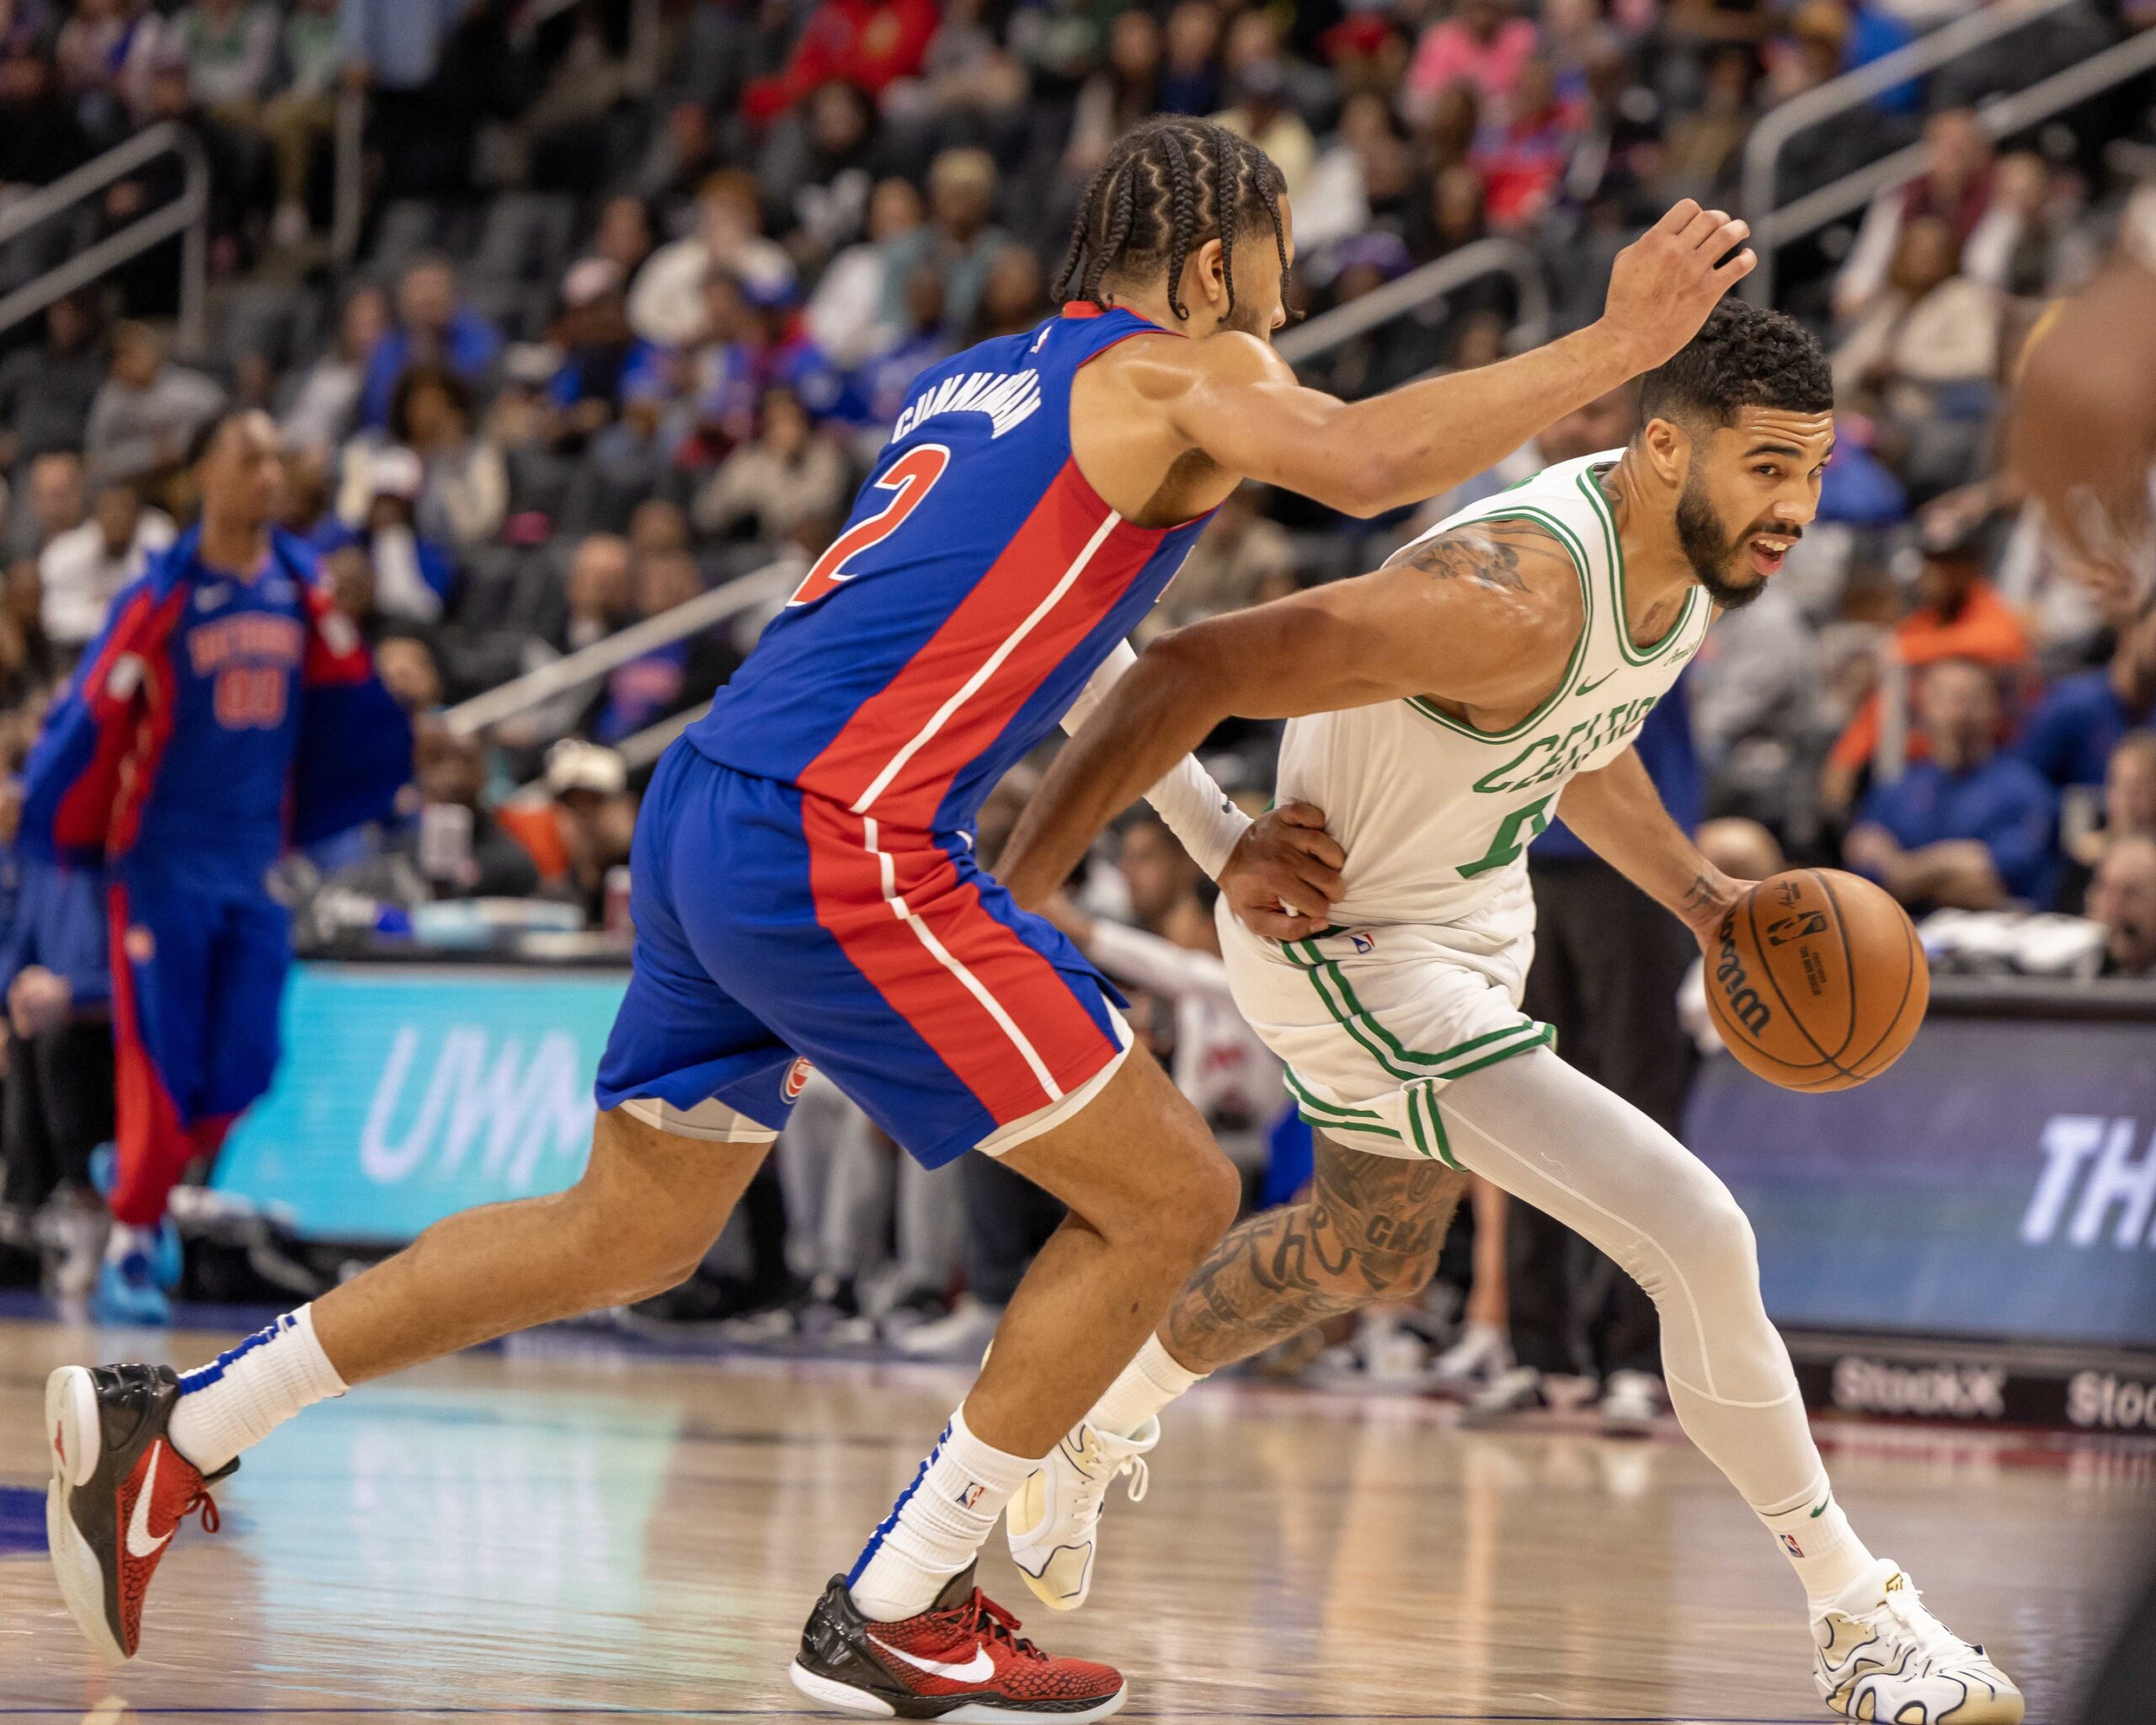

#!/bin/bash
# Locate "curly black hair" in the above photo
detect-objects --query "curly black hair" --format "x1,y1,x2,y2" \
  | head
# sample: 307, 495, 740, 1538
1638, 300, 1833, 428
1052, 115, 1289, 323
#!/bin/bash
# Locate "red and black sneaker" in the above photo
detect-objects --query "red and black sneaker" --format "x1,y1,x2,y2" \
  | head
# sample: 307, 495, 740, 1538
45, 1364, 233, 1661
789, 1562, 1125, 1722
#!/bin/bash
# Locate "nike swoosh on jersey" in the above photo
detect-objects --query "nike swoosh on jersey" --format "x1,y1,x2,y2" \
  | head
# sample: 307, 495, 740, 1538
125, 1444, 173, 1559
1575, 670, 1616, 696
867, 1634, 996, 1683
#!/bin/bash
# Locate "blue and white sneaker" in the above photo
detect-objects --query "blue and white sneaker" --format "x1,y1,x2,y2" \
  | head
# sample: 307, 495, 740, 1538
92, 1242, 172, 1328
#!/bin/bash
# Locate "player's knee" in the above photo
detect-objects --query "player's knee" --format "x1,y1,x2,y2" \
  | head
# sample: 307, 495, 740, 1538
1152, 1139, 1241, 1264
1661, 1169, 1760, 1294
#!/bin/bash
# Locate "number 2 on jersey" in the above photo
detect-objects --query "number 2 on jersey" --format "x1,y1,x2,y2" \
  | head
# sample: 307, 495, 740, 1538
787, 443, 951, 608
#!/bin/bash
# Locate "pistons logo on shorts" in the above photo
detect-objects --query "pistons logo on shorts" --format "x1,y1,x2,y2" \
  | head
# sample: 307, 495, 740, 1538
783, 1057, 814, 1101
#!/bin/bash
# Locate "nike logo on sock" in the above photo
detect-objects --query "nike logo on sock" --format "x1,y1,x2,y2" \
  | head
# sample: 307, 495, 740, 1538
1811, 1498, 1830, 1518
125, 1445, 173, 1559
867, 1636, 995, 1683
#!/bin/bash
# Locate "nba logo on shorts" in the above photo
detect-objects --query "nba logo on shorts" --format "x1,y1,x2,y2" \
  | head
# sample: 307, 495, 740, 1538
784, 1057, 814, 1101
956, 1481, 988, 1510
1780, 1532, 1806, 1559
1350, 932, 1375, 953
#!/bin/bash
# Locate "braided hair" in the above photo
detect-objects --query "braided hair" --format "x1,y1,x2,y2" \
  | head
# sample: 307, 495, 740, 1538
1052, 115, 1290, 323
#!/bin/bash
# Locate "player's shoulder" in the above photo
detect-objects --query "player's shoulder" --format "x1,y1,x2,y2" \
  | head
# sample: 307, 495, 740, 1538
1098, 326, 1295, 400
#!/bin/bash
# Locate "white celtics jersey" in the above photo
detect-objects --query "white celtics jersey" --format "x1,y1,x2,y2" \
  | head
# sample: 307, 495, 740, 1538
1276, 451, 1711, 932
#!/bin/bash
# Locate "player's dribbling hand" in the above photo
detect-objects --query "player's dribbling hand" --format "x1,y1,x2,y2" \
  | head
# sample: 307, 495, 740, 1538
1223, 802, 1347, 942
1601, 200, 1756, 374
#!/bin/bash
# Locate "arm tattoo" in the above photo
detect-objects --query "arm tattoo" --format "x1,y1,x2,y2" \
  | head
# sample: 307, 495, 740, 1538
1678, 872, 1721, 921
1383, 529, 1531, 594
1163, 1135, 1469, 1372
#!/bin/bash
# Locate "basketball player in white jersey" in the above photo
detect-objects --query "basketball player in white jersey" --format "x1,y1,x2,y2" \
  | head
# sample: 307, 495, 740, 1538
996, 302, 2024, 1723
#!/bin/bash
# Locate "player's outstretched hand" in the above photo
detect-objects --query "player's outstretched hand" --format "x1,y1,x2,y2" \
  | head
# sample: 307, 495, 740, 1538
1223, 802, 1346, 942
1601, 200, 1755, 375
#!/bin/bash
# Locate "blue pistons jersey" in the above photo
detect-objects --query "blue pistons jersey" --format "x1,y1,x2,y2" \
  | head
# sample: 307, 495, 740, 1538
693, 303, 1213, 836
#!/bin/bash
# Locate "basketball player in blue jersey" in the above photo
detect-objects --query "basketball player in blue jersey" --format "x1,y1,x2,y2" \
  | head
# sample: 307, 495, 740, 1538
46, 118, 1752, 1719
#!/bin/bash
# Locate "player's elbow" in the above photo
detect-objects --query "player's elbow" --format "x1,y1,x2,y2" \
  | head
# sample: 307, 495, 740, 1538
1141, 620, 1253, 721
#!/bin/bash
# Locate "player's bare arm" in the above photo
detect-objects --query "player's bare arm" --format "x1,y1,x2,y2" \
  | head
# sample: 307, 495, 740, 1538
999, 519, 1584, 911
1554, 745, 1743, 946
1070, 200, 1754, 525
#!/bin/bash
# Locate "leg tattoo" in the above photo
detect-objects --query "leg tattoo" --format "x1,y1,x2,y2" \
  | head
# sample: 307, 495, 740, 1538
1163, 1138, 1467, 1373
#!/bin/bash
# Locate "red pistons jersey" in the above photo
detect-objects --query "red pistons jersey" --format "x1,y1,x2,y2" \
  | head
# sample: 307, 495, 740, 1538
692, 305, 1212, 834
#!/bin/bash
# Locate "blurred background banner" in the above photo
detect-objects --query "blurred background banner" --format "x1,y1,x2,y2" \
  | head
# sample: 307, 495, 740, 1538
211, 963, 617, 1242
1691, 992, 2156, 1349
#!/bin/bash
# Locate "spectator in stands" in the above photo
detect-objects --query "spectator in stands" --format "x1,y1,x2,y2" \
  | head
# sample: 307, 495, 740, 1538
398, 726, 543, 900
693, 387, 850, 547
849, 264, 954, 432
84, 322, 227, 492
1404, 0, 1540, 125
808, 177, 927, 371
584, 195, 656, 287
1065, 9, 1162, 188
1845, 657, 2057, 911
2059, 730, 2156, 911
0, 558, 55, 715
1834, 109, 1999, 323
582, 547, 734, 746
393, 362, 505, 553
261, 0, 344, 248
0, 849, 114, 1300
5, 452, 87, 567
628, 169, 796, 350
171, 0, 276, 120
1470, 54, 1581, 231
561, 532, 633, 657
374, 631, 444, 717
38, 476, 174, 654
1822, 523, 2031, 814
741, 0, 939, 122
0, 295, 105, 471
969, 245, 1049, 344
55, 0, 159, 142
359, 256, 505, 430
881, 148, 1007, 339
2019, 595, 2156, 793
1156, 0, 1223, 117
2088, 831, 2156, 979
1155, 483, 1295, 632
547, 259, 663, 450
632, 99, 722, 214
0, 40, 89, 189
1215, 62, 1315, 203
1832, 215, 1999, 489
337, 446, 456, 626
1299, 91, 1411, 256
280, 284, 389, 458
496, 739, 638, 923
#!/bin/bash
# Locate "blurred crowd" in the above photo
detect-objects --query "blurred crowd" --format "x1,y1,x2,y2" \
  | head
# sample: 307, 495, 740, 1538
0, 0, 2149, 1378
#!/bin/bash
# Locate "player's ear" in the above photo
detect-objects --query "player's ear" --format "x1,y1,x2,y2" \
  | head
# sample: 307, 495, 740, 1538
1188, 237, 1228, 322
1640, 415, 1691, 489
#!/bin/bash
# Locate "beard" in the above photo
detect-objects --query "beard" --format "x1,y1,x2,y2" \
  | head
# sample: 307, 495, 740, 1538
1223, 289, 1273, 339
1674, 467, 1782, 611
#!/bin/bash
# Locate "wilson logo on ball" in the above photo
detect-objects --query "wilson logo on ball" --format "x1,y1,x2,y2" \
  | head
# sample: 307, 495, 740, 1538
1714, 912, 1773, 1035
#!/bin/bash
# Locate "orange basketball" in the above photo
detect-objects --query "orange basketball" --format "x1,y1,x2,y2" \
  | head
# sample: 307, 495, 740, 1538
1703, 868, 1929, 1092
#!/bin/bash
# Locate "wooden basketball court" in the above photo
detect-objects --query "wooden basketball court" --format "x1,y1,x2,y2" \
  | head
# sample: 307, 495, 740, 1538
1, 1314, 2148, 1722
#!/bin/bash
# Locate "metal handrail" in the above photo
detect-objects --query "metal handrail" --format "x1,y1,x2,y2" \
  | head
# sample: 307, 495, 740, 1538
0, 122, 209, 354
1273, 237, 1550, 367
1740, 0, 2079, 304
441, 561, 797, 737
1746, 27, 2156, 301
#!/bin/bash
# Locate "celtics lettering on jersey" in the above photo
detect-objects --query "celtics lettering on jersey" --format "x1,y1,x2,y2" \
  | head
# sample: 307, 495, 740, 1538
1273, 451, 1712, 931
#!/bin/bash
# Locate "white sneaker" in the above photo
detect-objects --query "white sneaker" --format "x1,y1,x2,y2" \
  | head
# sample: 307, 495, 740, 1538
1006, 1418, 1157, 1611
892, 1295, 1004, 1360
1597, 1369, 1665, 1437
1813, 1561, 2024, 1722
1428, 1321, 1512, 1395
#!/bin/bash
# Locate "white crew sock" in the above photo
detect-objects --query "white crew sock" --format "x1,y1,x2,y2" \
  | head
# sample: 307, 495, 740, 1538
1758, 1476, 1876, 1612
1090, 1332, 1206, 1438
104, 1222, 155, 1264
167, 1305, 349, 1475
847, 1405, 1037, 1621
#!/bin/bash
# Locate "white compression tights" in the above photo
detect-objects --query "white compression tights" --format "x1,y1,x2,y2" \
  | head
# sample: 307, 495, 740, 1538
1438, 1047, 1821, 1519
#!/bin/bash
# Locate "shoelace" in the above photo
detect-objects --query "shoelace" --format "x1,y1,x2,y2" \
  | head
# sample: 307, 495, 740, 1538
956, 1589, 1039, 1662
1068, 1434, 1150, 1522
177, 1482, 221, 1537
1874, 1580, 1975, 1665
